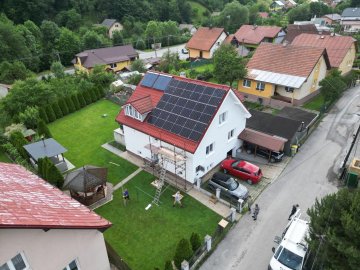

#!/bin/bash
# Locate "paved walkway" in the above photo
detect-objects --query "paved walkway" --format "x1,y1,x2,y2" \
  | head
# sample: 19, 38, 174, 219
113, 168, 143, 190
101, 143, 124, 157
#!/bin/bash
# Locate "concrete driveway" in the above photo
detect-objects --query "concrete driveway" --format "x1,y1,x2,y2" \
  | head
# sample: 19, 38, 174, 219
200, 85, 360, 270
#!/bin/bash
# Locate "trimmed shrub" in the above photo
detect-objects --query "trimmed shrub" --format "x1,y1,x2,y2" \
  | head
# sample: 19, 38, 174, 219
71, 94, 81, 110
190, 232, 201, 252
45, 105, 57, 122
37, 157, 64, 188
37, 119, 52, 138
39, 107, 49, 123
82, 90, 92, 104
52, 101, 63, 119
77, 92, 86, 108
9, 131, 28, 159
173, 238, 193, 268
65, 96, 76, 113
164, 260, 172, 270
58, 98, 69, 116
89, 87, 98, 102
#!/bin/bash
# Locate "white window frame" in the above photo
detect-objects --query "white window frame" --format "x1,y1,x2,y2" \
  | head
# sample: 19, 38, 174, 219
1, 252, 30, 270
206, 143, 214, 156
63, 259, 80, 270
219, 112, 227, 125
242, 79, 251, 88
256, 82, 265, 91
125, 105, 142, 121
228, 129, 235, 140
110, 63, 117, 68
285, 86, 294, 93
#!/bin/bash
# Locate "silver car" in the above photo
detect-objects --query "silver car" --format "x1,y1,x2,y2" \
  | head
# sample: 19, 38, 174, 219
208, 172, 249, 200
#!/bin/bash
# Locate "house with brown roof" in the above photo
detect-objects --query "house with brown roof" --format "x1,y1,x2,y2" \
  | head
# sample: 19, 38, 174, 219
322, 13, 341, 25
73, 45, 138, 73
100, 19, 123, 38
231, 25, 285, 50
238, 43, 331, 107
0, 163, 112, 270
186, 27, 227, 59
283, 24, 326, 44
292, 33, 356, 74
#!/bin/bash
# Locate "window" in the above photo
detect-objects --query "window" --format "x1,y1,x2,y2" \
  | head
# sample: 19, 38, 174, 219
63, 260, 79, 270
1, 253, 28, 270
256, 82, 265, 91
219, 112, 227, 125
110, 63, 117, 68
228, 129, 235, 140
206, 143, 214, 155
285, 87, 294, 93
195, 165, 205, 172
242, 79, 251, 88
125, 105, 142, 120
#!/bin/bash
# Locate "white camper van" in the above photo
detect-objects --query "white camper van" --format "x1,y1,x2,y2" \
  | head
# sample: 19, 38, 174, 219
268, 212, 309, 270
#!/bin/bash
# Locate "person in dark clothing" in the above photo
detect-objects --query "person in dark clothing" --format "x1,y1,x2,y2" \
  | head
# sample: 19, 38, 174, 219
252, 204, 260, 220
288, 204, 299, 220
123, 189, 130, 200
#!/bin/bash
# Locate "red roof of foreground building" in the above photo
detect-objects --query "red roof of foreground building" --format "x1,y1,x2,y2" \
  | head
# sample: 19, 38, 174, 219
116, 72, 241, 153
247, 43, 330, 78
291, 33, 356, 68
234, 25, 282, 45
186, 27, 225, 51
0, 163, 111, 230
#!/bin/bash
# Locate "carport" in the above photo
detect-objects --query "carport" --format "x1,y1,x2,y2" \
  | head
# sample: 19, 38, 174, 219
239, 128, 288, 161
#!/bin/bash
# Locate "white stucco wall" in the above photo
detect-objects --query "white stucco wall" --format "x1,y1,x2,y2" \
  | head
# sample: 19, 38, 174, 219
122, 90, 249, 183
0, 229, 110, 270
209, 32, 228, 57
276, 56, 328, 101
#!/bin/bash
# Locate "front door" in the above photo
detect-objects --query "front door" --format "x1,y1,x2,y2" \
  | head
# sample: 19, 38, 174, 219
200, 51, 203, 58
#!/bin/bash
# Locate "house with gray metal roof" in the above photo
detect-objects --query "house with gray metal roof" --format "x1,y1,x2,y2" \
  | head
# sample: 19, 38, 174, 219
341, 7, 360, 33
99, 19, 123, 38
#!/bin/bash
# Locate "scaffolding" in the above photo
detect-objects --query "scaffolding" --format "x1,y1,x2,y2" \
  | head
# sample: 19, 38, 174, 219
144, 135, 188, 205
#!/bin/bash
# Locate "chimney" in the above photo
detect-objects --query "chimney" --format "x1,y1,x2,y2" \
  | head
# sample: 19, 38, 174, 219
320, 35, 325, 39
282, 40, 289, 47
42, 137, 46, 147
253, 24, 257, 30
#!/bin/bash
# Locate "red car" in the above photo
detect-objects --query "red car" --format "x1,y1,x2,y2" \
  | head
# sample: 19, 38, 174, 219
220, 159, 263, 184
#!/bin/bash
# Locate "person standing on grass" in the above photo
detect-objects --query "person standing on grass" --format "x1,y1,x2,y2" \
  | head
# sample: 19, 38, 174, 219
123, 189, 130, 201
252, 204, 260, 220
173, 191, 182, 207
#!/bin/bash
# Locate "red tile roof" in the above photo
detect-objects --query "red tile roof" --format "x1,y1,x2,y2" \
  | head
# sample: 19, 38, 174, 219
283, 24, 323, 43
186, 27, 225, 51
234, 25, 282, 45
247, 43, 330, 77
0, 163, 111, 230
224, 34, 235, 44
258, 12, 269, 18
116, 73, 237, 153
128, 95, 153, 114
291, 33, 356, 68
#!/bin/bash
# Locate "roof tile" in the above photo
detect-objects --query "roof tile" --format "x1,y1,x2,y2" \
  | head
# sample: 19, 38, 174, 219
0, 163, 111, 230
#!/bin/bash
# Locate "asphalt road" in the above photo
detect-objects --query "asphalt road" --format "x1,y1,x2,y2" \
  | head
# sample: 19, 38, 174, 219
137, 43, 188, 60
200, 85, 360, 270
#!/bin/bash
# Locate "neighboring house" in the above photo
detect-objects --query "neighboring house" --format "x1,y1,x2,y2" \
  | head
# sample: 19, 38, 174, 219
179, 24, 197, 35
238, 42, 331, 107
283, 24, 328, 44
294, 18, 332, 32
322, 13, 341, 25
73, 45, 138, 73
292, 33, 356, 75
244, 109, 304, 156
186, 27, 227, 59
224, 34, 250, 56
0, 83, 11, 99
270, 1, 285, 11
231, 25, 286, 50
0, 162, 112, 270
258, 12, 269, 19
115, 72, 251, 184
100, 19, 123, 39
341, 7, 360, 33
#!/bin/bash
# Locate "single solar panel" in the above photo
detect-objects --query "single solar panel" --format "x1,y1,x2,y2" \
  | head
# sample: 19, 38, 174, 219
141, 73, 159, 88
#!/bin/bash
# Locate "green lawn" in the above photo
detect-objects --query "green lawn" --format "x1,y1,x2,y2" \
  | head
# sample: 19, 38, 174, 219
96, 171, 221, 270
49, 100, 138, 184
0, 151, 11, 163
302, 94, 324, 111
189, 1, 210, 24
193, 63, 214, 73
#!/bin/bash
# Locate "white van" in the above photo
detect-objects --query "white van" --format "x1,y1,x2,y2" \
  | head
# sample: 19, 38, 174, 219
268, 211, 309, 270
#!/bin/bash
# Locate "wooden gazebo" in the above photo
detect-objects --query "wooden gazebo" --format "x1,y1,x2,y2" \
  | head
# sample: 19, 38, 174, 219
63, 165, 108, 206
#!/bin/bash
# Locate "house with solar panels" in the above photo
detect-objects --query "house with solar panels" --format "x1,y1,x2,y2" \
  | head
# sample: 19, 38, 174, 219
116, 72, 251, 185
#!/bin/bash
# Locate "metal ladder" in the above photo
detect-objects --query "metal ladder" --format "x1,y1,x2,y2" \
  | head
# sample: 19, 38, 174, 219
152, 159, 168, 206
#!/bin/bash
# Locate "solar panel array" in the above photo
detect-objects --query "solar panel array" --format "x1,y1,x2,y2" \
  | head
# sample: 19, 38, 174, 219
141, 72, 172, 91
148, 78, 226, 141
